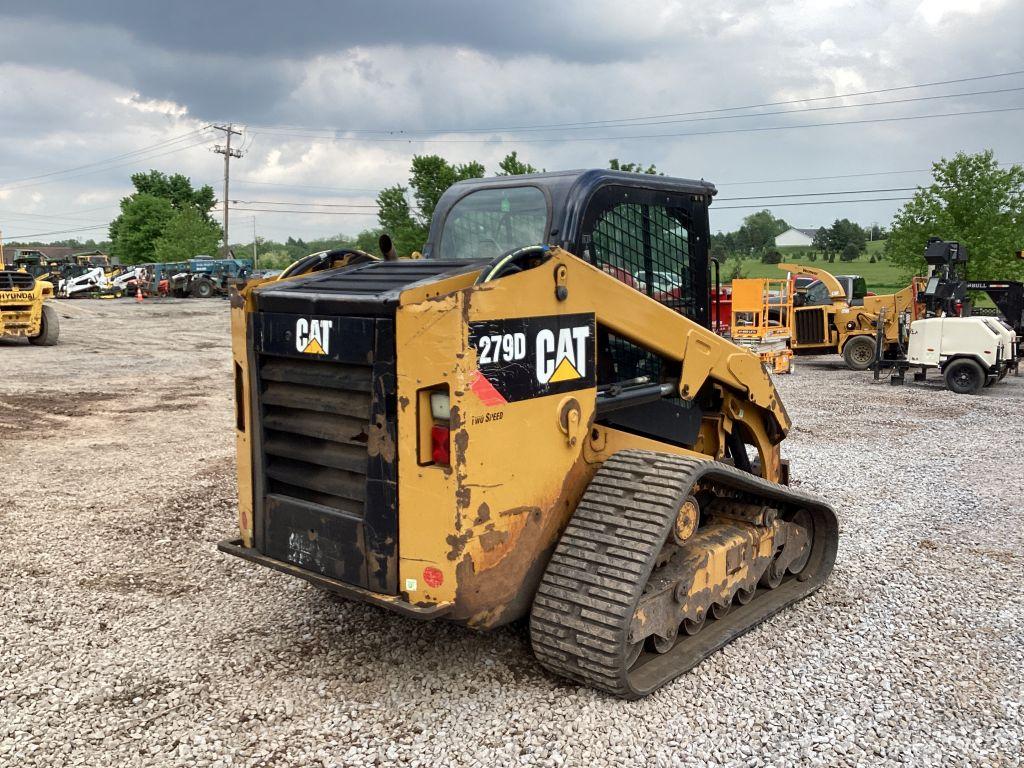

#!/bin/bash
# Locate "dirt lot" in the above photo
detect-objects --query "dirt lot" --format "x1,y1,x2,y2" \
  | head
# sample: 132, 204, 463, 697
2, 299, 1022, 767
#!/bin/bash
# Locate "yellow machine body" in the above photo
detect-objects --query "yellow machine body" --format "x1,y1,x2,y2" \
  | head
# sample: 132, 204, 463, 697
0, 254, 56, 342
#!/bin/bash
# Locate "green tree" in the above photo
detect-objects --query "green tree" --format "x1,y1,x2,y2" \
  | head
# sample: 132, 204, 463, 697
840, 242, 860, 262
128, 170, 217, 223
812, 227, 832, 261
153, 208, 223, 262
886, 151, 1024, 280
109, 194, 175, 264
734, 210, 789, 256
609, 159, 661, 175
109, 171, 218, 263
376, 185, 424, 257
827, 218, 867, 255
496, 151, 539, 176
761, 249, 783, 264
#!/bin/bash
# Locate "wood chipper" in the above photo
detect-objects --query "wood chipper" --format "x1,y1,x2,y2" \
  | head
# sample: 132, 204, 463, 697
220, 170, 838, 698
781, 262, 924, 370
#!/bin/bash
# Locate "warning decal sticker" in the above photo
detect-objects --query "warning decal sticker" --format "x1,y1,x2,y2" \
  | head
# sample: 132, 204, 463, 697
468, 313, 596, 404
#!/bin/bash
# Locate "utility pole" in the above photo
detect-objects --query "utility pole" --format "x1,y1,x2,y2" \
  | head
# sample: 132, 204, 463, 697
252, 217, 258, 269
213, 124, 243, 257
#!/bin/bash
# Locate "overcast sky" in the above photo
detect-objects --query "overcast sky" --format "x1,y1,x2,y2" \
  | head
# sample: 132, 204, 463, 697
1, 0, 1021, 246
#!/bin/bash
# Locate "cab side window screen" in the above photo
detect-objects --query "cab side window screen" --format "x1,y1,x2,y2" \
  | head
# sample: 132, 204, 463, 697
584, 200, 695, 387
587, 202, 694, 317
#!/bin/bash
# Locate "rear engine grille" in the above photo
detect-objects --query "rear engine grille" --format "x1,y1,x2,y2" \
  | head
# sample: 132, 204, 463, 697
260, 357, 373, 516
252, 312, 398, 595
0, 305, 32, 313
795, 307, 827, 345
0, 271, 35, 291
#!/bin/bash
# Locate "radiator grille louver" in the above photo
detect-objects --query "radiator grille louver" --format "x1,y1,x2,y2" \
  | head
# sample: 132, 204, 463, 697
0, 271, 35, 291
795, 307, 827, 345
259, 357, 374, 517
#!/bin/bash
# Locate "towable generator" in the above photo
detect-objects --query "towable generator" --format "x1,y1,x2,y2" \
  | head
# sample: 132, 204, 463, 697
220, 170, 838, 698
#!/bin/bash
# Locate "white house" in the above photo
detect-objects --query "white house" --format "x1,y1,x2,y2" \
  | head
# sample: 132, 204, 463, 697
775, 227, 819, 248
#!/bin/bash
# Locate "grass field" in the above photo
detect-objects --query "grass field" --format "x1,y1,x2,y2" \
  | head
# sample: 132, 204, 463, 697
728, 241, 911, 294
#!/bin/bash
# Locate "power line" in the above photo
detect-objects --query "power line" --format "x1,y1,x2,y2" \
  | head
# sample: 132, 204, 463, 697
716, 160, 1023, 186
251, 68, 1024, 135
0, 136, 217, 192
233, 179, 381, 193
250, 105, 1024, 145
228, 207, 374, 216
717, 186, 917, 201
254, 85, 1024, 136
3, 223, 111, 240
0, 204, 118, 223
0, 128, 209, 187
714, 196, 913, 210
229, 199, 379, 208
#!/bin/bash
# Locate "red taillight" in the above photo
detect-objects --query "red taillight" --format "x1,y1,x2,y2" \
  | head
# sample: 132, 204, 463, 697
430, 425, 451, 465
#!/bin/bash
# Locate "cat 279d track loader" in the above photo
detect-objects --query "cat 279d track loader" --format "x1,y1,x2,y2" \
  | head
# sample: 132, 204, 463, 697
220, 170, 838, 698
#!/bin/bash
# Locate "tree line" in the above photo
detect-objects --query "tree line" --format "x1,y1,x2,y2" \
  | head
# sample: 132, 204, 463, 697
711, 211, 881, 266
14, 150, 1018, 284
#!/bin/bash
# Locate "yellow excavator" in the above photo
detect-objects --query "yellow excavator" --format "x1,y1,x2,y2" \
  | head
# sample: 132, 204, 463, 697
780, 262, 922, 369
220, 170, 839, 698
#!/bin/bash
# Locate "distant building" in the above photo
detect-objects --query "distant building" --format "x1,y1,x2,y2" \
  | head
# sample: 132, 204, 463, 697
775, 227, 819, 248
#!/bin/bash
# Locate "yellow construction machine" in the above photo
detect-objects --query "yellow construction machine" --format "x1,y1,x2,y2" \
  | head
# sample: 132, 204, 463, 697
0, 246, 59, 345
220, 170, 838, 698
780, 262, 922, 370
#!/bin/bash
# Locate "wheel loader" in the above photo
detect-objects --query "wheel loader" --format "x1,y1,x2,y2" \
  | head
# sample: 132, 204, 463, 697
0, 249, 59, 345
780, 262, 924, 370
219, 170, 838, 698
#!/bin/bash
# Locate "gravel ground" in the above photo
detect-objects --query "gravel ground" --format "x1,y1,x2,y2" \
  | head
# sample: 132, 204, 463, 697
2, 299, 1022, 768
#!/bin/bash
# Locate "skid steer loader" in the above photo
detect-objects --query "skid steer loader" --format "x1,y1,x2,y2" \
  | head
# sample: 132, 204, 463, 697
219, 170, 838, 698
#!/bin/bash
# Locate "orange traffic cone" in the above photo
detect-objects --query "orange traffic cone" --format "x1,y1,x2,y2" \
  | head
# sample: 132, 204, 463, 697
135, 285, 143, 303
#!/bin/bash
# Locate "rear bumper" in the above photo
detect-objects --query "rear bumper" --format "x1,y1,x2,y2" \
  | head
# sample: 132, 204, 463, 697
217, 538, 452, 621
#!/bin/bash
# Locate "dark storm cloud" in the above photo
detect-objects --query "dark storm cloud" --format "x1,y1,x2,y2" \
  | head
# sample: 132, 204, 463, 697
0, 0, 686, 62
0, 0, 1021, 241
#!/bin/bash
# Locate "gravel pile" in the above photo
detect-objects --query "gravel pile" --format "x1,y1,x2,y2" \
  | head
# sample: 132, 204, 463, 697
1, 300, 1021, 767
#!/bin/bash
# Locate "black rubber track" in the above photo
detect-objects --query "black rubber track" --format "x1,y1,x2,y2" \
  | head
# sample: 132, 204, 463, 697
529, 449, 838, 699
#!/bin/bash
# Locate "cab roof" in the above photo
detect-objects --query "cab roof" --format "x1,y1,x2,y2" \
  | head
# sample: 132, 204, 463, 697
423, 169, 717, 257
